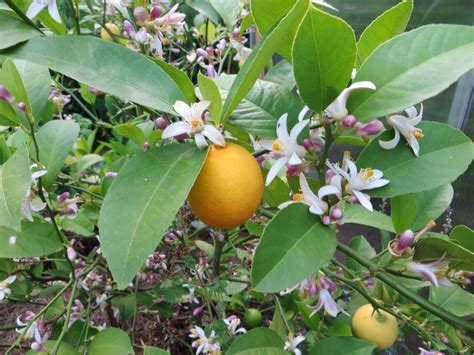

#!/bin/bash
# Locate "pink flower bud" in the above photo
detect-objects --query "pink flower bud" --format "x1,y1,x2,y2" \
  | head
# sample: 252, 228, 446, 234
88, 86, 102, 95
67, 247, 77, 261
169, 13, 186, 23
193, 306, 203, 316
256, 155, 265, 166
123, 20, 135, 36
171, 48, 180, 54
18, 102, 27, 111
341, 115, 357, 129
355, 119, 383, 137
25, 311, 36, 320
325, 169, 335, 184
395, 229, 415, 253
322, 215, 331, 225
286, 164, 301, 177
216, 39, 227, 53
303, 139, 316, 151
308, 282, 318, 297
0, 85, 14, 103
143, 141, 150, 151
196, 48, 208, 58
330, 206, 343, 220
134, 7, 147, 25
154, 116, 168, 130
31, 342, 44, 352
365, 279, 375, 287
58, 192, 70, 203
150, 6, 162, 20
105, 171, 117, 179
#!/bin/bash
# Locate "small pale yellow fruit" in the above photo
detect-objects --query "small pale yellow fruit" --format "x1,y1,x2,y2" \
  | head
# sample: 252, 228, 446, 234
101, 23, 120, 41
188, 142, 264, 229
352, 304, 398, 350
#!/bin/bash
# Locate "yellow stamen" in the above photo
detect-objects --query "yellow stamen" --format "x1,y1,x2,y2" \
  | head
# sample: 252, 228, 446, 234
272, 141, 282, 152
343, 150, 351, 159
415, 131, 424, 140
191, 119, 200, 128
367, 168, 374, 177
293, 193, 304, 202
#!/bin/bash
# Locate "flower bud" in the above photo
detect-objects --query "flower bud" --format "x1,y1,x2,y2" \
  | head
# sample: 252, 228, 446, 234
286, 164, 301, 177
154, 116, 168, 130
105, 171, 117, 179
67, 247, 77, 261
216, 39, 227, 54
365, 279, 375, 287
330, 206, 343, 221
123, 20, 135, 36
193, 306, 203, 316
0, 85, 14, 103
322, 215, 331, 225
143, 141, 150, 151
18, 102, 27, 111
325, 169, 335, 184
308, 282, 318, 297
396, 229, 415, 252
196, 48, 208, 58
355, 119, 383, 137
31, 342, 44, 352
88, 86, 102, 95
303, 139, 316, 151
341, 114, 357, 129
150, 6, 162, 20
134, 7, 147, 25
58, 192, 70, 203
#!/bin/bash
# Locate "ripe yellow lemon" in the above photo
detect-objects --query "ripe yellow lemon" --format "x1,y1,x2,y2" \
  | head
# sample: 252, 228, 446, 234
352, 304, 398, 350
101, 23, 120, 41
188, 142, 264, 229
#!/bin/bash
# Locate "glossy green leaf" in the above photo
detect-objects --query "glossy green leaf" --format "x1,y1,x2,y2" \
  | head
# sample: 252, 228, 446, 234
309, 336, 376, 355
114, 122, 146, 147
221, 0, 308, 122
5, 36, 186, 114
0, 11, 41, 50
187, 1, 221, 24
0, 137, 11, 164
429, 284, 474, 317
227, 327, 286, 355
296, 301, 320, 330
264, 60, 296, 90
153, 59, 195, 103
357, 0, 413, 66
0, 100, 20, 126
346, 235, 376, 271
357, 122, 473, 198
251, 0, 298, 62
252, 203, 337, 292
391, 194, 416, 234
99, 144, 208, 289
343, 204, 395, 232
35, 120, 80, 190
293, 6, 356, 112
209, 0, 239, 27
143, 347, 169, 355
88, 327, 134, 355
263, 171, 291, 208
349, 25, 474, 121
414, 234, 474, 271
412, 184, 453, 230
0, 219, 62, 258
198, 72, 222, 124
450, 225, 474, 252
216, 76, 303, 138
0, 145, 30, 231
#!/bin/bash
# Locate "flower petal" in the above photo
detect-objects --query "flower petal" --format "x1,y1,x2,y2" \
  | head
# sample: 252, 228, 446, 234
266, 157, 287, 186
202, 125, 225, 146
276, 114, 290, 141
318, 185, 340, 199
258, 139, 274, 151
48, 0, 62, 23
194, 133, 208, 149
278, 200, 296, 210
298, 106, 310, 122
162, 121, 190, 139
353, 190, 373, 211
344, 159, 358, 180
409, 103, 423, 126
173, 101, 193, 121
288, 152, 302, 165
289, 119, 309, 143
363, 178, 390, 190
26, 1, 47, 19
379, 129, 400, 150
191, 101, 211, 119
409, 134, 420, 157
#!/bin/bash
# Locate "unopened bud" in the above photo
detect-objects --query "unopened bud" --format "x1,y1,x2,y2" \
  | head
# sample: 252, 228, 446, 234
150, 6, 162, 20
135, 28, 148, 44
303, 139, 316, 151
325, 169, 335, 184
0, 85, 14, 103
67, 247, 77, 261
322, 215, 331, 225
308, 282, 318, 297
105, 171, 117, 179
355, 119, 384, 137
286, 164, 300, 177
154, 116, 168, 130
330, 206, 343, 221
123, 20, 135, 36
18, 102, 27, 111
88, 86, 102, 95
143, 141, 150, 151
396, 230, 415, 252
196, 48, 208, 58
341, 114, 357, 129
134, 7, 147, 25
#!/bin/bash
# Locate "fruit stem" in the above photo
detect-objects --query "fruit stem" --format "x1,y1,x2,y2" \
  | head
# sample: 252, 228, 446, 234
212, 233, 226, 277
337, 242, 474, 332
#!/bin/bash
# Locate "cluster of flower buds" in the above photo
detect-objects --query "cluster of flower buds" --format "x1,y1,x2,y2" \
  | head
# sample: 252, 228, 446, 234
193, 39, 228, 78
49, 87, 71, 113
145, 252, 167, 270
57, 192, 80, 219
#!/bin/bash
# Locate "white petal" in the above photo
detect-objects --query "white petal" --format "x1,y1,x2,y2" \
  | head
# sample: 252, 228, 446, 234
345, 159, 358, 180
364, 178, 390, 190
276, 114, 290, 141
379, 129, 400, 150
330, 175, 342, 195
202, 125, 225, 146
318, 185, 340, 199
6, 276, 16, 284
289, 119, 309, 143
309, 204, 324, 215
326, 81, 375, 118
48, 0, 62, 23
162, 121, 190, 139
194, 133, 208, 149
31, 169, 48, 180
409, 103, 423, 126
31, 201, 47, 212
320, 289, 340, 317
259, 139, 274, 151
299, 173, 314, 198
26, 1, 47, 19
353, 190, 373, 212
311, 0, 338, 11
22, 200, 34, 222
288, 152, 302, 165
266, 157, 287, 186
191, 101, 211, 119
298, 106, 310, 122
173, 101, 193, 121
409, 135, 420, 157
278, 200, 296, 210
404, 106, 417, 119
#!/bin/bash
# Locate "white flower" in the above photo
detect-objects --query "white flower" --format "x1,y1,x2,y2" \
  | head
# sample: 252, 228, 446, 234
379, 104, 424, 156
181, 284, 199, 304
16, 317, 41, 342
0, 275, 16, 301
278, 173, 339, 215
154, 4, 186, 29
21, 164, 48, 222
328, 159, 389, 212
284, 333, 306, 355
224, 315, 246, 335
231, 39, 252, 61
26, 0, 61, 23
419, 348, 444, 355
310, 288, 347, 318
325, 81, 376, 120
311, 0, 337, 11
259, 114, 309, 186
189, 326, 221, 354
406, 258, 452, 288
162, 101, 225, 149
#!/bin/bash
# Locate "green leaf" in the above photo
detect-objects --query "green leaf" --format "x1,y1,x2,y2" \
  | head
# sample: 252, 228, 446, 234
429, 284, 474, 317
88, 327, 134, 355
413, 234, 474, 271
343, 204, 395, 233
153, 59, 195, 103
0, 100, 20, 126
357, 0, 413, 66
309, 336, 376, 355
252, 203, 337, 292
251, 0, 299, 62
114, 122, 146, 147
293, 6, 356, 112
99, 144, 208, 289
412, 184, 453, 230
391, 194, 416, 234
187, 1, 221, 25
450, 225, 474, 252
0, 11, 41, 50
0, 145, 30, 231
346, 236, 376, 272
209, 0, 239, 27
0, 58, 30, 113
36, 120, 80, 190
263, 172, 291, 208
264, 60, 296, 91
0, 219, 62, 258
60, 211, 95, 237
348, 25, 474, 121
143, 347, 169, 355
198, 72, 222, 125
356, 122, 473, 198
296, 301, 320, 331
5, 36, 186, 114
227, 327, 286, 355
0, 137, 11, 164
195, 240, 215, 258
216, 76, 303, 138
221, 0, 308, 123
